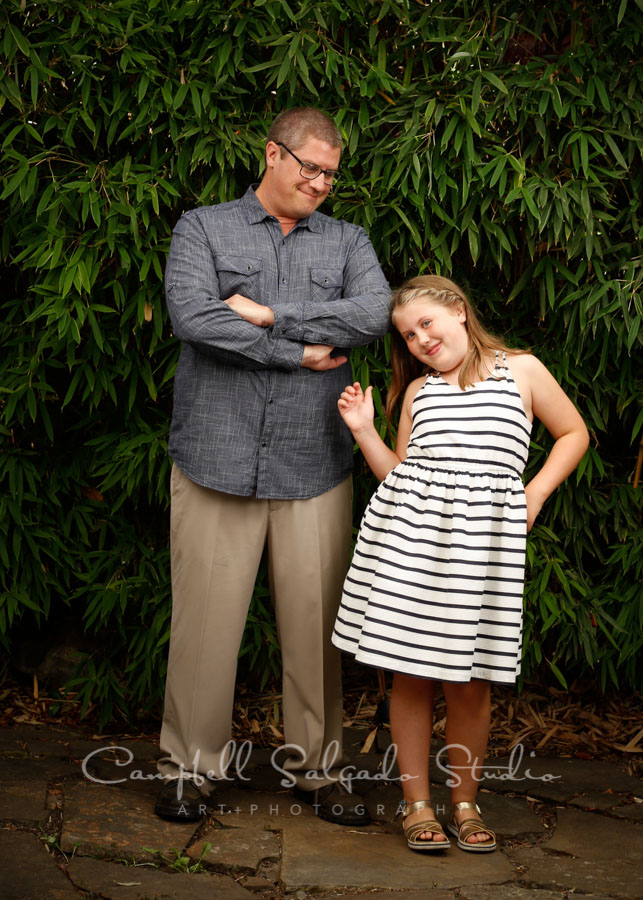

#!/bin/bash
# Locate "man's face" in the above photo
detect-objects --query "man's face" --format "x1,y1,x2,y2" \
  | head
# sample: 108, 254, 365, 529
261, 137, 341, 220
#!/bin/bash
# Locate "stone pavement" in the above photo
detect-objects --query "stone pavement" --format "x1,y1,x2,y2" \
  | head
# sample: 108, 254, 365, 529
0, 722, 641, 899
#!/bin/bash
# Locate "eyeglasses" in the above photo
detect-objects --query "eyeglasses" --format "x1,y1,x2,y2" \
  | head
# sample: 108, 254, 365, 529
276, 142, 339, 187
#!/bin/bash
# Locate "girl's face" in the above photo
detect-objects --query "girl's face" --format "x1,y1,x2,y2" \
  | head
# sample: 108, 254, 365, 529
394, 298, 469, 377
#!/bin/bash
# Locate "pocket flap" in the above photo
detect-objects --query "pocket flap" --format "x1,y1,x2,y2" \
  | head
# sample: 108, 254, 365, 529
216, 254, 263, 275
311, 268, 343, 289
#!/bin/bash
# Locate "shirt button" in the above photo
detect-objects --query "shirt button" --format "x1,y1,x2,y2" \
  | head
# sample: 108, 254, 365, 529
281, 278, 286, 283
262, 441, 267, 447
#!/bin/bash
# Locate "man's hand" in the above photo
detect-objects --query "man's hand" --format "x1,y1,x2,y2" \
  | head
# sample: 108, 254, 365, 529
301, 345, 348, 371
224, 294, 275, 327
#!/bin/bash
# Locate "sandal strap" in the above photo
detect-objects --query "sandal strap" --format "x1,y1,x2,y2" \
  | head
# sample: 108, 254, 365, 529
457, 817, 496, 843
451, 802, 496, 844
452, 800, 480, 815
404, 799, 434, 817
405, 818, 447, 842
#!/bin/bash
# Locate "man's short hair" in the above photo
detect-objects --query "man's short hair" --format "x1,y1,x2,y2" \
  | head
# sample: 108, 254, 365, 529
266, 107, 343, 153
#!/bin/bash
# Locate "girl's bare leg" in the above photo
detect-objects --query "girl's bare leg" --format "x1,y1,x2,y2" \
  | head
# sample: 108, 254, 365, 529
442, 679, 492, 844
390, 673, 447, 843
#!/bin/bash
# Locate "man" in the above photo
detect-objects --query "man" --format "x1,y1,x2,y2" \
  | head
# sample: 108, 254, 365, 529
155, 107, 390, 825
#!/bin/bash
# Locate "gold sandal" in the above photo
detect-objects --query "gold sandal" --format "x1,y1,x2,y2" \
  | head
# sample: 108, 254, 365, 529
447, 801, 496, 852
402, 800, 450, 852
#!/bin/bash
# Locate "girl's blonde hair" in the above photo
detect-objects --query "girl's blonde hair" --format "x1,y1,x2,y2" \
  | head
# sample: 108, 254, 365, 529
386, 275, 523, 422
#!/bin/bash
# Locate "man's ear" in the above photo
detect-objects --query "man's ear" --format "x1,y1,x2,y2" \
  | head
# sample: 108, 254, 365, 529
265, 140, 280, 169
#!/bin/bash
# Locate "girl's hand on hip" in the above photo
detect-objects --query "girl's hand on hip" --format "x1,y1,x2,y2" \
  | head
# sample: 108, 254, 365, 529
525, 482, 546, 532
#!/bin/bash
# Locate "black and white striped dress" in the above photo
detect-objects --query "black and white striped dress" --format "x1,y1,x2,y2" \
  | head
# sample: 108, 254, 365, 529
332, 353, 532, 684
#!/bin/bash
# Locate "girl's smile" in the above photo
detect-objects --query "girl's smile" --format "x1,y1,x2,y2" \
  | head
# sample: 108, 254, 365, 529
393, 299, 469, 379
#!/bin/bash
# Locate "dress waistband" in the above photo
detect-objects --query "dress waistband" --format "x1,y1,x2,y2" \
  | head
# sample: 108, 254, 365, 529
402, 454, 522, 478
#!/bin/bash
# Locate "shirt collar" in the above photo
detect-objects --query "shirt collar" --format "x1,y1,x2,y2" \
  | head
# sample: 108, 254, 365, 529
241, 185, 324, 233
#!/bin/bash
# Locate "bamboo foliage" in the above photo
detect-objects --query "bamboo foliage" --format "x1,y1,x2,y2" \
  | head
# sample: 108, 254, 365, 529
1, 0, 641, 723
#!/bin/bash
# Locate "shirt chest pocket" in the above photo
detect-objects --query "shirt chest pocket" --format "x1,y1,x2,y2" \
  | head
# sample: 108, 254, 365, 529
216, 255, 263, 300
310, 268, 344, 303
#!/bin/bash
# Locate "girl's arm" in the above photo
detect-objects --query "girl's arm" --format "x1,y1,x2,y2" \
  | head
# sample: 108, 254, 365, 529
511, 354, 589, 530
338, 378, 423, 481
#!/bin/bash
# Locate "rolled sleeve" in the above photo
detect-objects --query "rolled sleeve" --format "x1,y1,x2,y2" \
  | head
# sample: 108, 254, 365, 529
272, 225, 390, 346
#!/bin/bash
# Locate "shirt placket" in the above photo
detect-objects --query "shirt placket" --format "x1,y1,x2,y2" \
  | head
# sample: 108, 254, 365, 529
256, 221, 293, 496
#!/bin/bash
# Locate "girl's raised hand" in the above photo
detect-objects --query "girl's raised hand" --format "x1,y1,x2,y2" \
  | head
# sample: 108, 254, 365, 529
337, 382, 374, 434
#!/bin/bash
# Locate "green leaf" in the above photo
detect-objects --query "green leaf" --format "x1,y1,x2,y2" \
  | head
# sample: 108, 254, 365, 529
547, 659, 568, 689
468, 224, 479, 264
625, 314, 640, 351
604, 133, 627, 168
190, 84, 201, 118
138, 74, 149, 103
1, 165, 29, 199
8, 24, 30, 56
471, 75, 481, 114
580, 134, 589, 177
631, 407, 643, 441
482, 71, 508, 95
377, 41, 386, 72
521, 187, 539, 220
593, 77, 611, 111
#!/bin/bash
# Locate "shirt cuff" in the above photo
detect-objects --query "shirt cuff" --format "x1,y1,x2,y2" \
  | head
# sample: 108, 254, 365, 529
272, 305, 304, 342
267, 333, 305, 370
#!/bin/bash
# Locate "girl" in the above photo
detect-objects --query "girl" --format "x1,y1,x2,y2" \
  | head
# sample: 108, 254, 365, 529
332, 275, 588, 853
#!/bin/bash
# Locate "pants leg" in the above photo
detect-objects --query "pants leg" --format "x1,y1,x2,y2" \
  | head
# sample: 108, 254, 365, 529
158, 466, 268, 780
267, 477, 353, 789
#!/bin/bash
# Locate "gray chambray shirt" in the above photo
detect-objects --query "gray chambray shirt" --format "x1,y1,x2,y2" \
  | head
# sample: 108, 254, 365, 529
166, 186, 390, 499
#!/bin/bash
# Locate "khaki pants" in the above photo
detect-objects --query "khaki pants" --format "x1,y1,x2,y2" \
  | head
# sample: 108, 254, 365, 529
157, 466, 352, 789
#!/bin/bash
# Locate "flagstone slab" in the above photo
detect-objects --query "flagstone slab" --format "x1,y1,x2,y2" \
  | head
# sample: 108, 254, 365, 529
467, 886, 631, 900
68, 855, 254, 898
60, 780, 201, 859
480, 756, 641, 802
330, 892, 457, 899
280, 828, 515, 891
610, 800, 643, 821
79, 738, 160, 766
546, 807, 643, 861
81, 753, 161, 799
0, 758, 76, 823
569, 790, 624, 811
472, 790, 547, 836
508, 846, 643, 897
0, 723, 71, 752
459, 886, 568, 900
199, 797, 373, 843
0, 729, 72, 760
0, 830, 79, 900
188, 827, 280, 873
